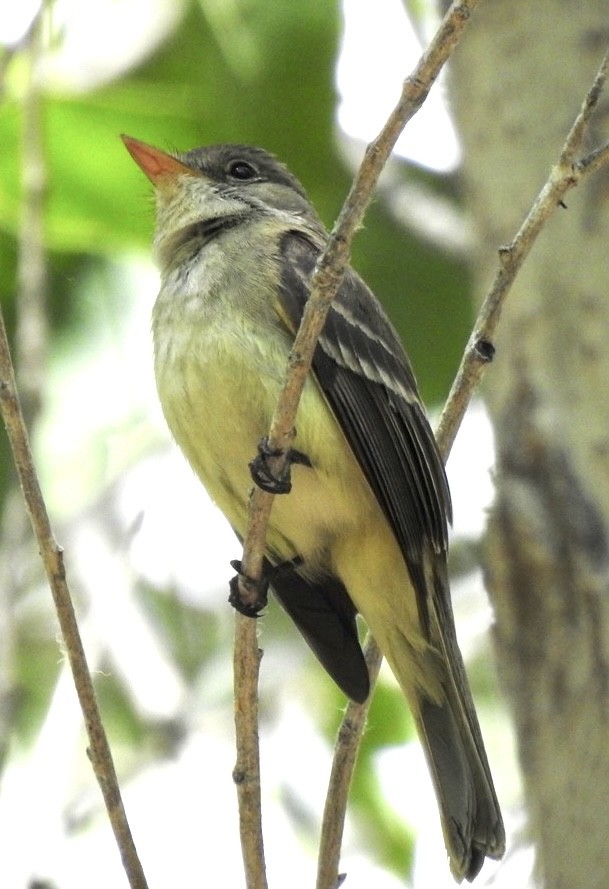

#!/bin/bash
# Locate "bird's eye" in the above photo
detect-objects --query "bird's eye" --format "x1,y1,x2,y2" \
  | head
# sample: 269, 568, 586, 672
226, 160, 258, 181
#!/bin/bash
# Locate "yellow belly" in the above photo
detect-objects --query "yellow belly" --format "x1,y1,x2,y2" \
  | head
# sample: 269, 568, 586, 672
154, 311, 369, 572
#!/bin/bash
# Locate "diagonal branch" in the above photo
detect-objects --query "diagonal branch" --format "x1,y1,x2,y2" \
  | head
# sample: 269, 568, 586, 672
0, 311, 149, 889
436, 44, 609, 459
231, 2, 482, 886
236, 2, 481, 605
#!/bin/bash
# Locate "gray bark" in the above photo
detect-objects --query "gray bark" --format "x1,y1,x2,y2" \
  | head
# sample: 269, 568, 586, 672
450, 3, 609, 886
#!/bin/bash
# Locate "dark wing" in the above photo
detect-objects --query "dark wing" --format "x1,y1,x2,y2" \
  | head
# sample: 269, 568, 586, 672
268, 559, 370, 703
278, 230, 452, 634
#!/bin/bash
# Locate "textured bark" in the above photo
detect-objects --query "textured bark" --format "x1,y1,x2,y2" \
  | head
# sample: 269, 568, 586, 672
450, 3, 609, 886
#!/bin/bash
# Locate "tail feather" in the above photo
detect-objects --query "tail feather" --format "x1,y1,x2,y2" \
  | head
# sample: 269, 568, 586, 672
416, 690, 504, 881
430, 568, 505, 880
381, 619, 505, 882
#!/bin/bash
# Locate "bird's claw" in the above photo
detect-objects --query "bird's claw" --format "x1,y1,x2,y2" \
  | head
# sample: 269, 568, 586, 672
228, 559, 268, 616
249, 437, 293, 494
249, 438, 312, 495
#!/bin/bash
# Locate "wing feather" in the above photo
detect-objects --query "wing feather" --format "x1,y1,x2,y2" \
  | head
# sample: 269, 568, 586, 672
278, 231, 451, 632
269, 559, 370, 703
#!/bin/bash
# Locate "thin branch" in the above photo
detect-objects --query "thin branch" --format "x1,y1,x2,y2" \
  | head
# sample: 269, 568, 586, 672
0, 313, 149, 889
436, 44, 609, 459
231, 2, 481, 885
559, 48, 609, 167
232, 615, 268, 889
575, 139, 609, 179
315, 637, 383, 889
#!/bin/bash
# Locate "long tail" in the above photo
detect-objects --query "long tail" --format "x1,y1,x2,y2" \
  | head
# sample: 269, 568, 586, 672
380, 608, 505, 881
414, 668, 504, 881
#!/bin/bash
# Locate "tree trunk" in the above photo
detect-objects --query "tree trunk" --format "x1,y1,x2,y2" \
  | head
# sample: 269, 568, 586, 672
450, 4, 609, 886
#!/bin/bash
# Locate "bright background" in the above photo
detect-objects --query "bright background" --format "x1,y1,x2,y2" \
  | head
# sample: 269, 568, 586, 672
0, 2, 526, 887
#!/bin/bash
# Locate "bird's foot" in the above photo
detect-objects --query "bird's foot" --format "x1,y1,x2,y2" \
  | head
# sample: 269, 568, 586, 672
228, 559, 269, 617
249, 437, 311, 494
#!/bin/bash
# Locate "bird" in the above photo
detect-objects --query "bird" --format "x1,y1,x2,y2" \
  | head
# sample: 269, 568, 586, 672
122, 135, 505, 881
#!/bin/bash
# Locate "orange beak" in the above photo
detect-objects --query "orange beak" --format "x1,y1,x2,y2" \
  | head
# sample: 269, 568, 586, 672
121, 135, 193, 186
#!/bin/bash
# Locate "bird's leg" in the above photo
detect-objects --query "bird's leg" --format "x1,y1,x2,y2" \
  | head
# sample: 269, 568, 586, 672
249, 437, 311, 494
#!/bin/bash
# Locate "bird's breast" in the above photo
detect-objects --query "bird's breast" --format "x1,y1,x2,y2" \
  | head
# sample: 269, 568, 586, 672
152, 282, 373, 569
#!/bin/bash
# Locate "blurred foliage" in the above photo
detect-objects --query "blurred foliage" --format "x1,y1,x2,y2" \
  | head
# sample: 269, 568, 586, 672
138, 582, 220, 682
0, 0, 477, 885
13, 600, 61, 741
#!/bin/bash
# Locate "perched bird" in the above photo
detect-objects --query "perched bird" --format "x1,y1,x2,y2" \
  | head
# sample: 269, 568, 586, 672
122, 135, 505, 881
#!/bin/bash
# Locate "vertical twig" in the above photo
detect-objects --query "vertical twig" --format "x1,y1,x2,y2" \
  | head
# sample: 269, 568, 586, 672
315, 637, 383, 889
233, 615, 268, 889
